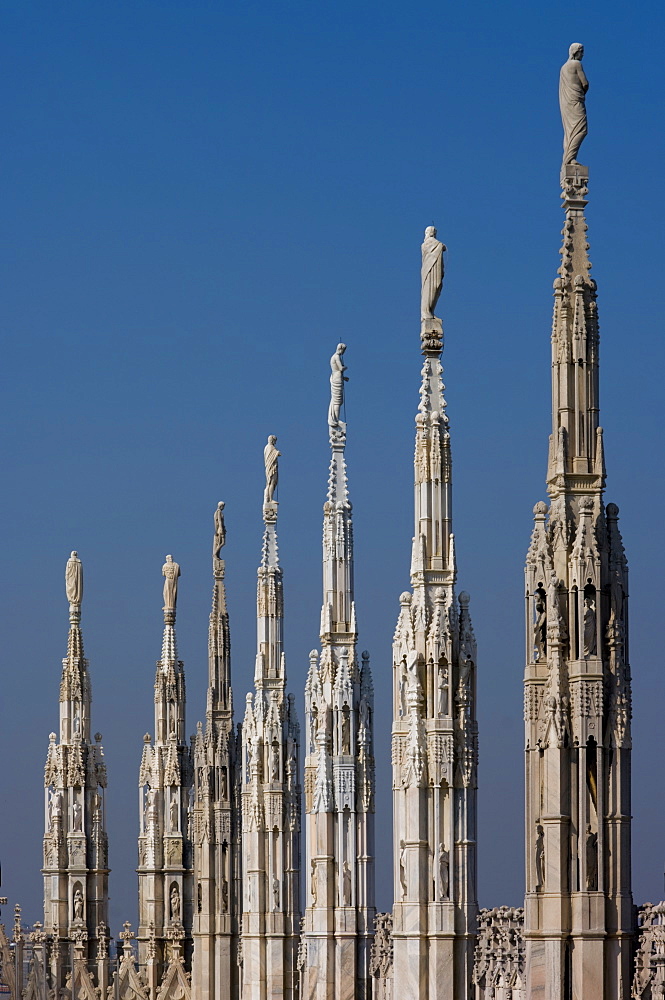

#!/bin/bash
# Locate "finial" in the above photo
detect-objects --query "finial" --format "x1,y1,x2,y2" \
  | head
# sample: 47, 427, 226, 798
559, 42, 589, 174
65, 551, 83, 621
213, 501, 226, 576
162, 554, 180, 616
263, 435, 280, 523
328, 343, 348, 445
421, 226, 446, 353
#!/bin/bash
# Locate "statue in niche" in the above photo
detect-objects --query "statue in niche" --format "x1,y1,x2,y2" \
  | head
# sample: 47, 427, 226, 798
91, 791, 102, 824
272, 876, 280, 911
310, 861, 318, 906
245, 740, 253, 783
559, 43, 589, 166
341, 707, 351, 755
49, 789, 62, 828
535, 824, 545, 890
327, 343, 348, 428
65, 551, 83, 605
399, 840, 408, 898
437, 661, 448, 716
342, 860, 352, 906
264, 436, 280, 504
170, 793, 179, 832
583, 597, 597, 656
399, 657, 408, 716
145, 787, 158, 827
72, 800, 82, 832
271, 743, 280, 781
221, 878, 228, 913
438, 843, 449, 900
586, 825, 598, 890
458, 655, 471, 697
534, 599, 547, 661
359, 697, 369, 740
170, 884, 181, 922
421, 226, 446, 322
162, 555, 181, 610
73, 887, 84, 921
220, 766, 228, 799
213, 501, 226, 562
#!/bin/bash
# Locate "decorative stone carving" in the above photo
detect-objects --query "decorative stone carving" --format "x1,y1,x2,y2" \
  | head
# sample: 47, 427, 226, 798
535, 824, 545, 890
437, 843, 449, 900
263, 435, 280, 504
327, 343, 348, 429
585, 825, 598, 890
421, 226, 445, 325
65, 551, 83, 605
162, 556, 180, 611
559, 43, 589, 167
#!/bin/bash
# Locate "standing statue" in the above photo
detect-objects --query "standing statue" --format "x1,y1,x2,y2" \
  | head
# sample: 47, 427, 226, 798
162, 555, 181, 610
559, 43, 589, 166
170, 884, 181, 922
437, 661, 448, 716
310, 860, 318, 906
212, 501, 226, 561
342, 860, 352, 906
586, 825, 598, 890
421, 226, 446, 322
72, 800, 83, 832
65, 551, 83, 605
170, 794, 179, 832
273, 875, 280, 911
583, 597, 597, 656
399, 840, 408, 898
271, 743, 280, 781
73, 887, 84, 921
534, 599, 547, 661
264, 435, 280, 504
535, 823, 545, 889
438, 843, 449, 900
328, 343, 348, 428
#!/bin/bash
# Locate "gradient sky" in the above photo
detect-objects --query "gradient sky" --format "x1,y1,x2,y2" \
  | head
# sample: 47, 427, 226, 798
1, 0, 664, 936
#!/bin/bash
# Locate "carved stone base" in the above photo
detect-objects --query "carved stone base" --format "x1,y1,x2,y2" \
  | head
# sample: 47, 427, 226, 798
420, 317, 443, 354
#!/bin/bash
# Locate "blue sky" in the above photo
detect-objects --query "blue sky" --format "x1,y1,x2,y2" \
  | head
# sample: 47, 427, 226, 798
1, 0, 664, 932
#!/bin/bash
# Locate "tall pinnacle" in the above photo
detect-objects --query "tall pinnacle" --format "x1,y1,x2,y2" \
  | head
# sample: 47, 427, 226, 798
207, 501, 232, 725
256, 435, 284, 684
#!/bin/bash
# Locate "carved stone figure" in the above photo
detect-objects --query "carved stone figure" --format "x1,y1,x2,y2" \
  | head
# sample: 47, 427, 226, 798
534, 600, 547, 661
145, 787, 158, 826
559, 43, 589, 166
399, 840, 407, 898
221, 878, 229, 913
421, 226, 446, 322
271, 743, 280, 781
327, 343, 348, 428
170, 884, 180, 922
72, 800, 82, 832
535, 824, 545, 889
162, 555, 181, 610
437, 661, 448, 716
73, 887, 84, 921
264, 436, 280, 504
65, 551, 83, 605
213, 501, 226, 561
586, 825, 598, 890
170, 793, 178, 832
438, 843, 449, 900
399, 657, 408, 716
342, 860, 352, 906
49, 789, 62, 827
310, 861, 318, 905
341, 708, 351, 755
583, 597, 597, 656
273, 875, 280, 911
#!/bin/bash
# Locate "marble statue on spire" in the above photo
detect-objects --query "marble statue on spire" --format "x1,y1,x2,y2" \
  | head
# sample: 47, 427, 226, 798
421, 226, 445, 322
559, 43, 589, 166
65, 550, 83, 605
213, 500, 226, 562
327, 343, 348, 428
162, 555, 180, 610
264, 435, 280, 504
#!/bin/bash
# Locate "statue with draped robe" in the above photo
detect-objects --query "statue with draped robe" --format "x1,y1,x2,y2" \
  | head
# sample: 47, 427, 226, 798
421, 226, 446, 322
328, 343, 348, 428
264, 435, 280, 503
65, 551, 83, 605
162, 555, 181, 610
559, 43, 589, 166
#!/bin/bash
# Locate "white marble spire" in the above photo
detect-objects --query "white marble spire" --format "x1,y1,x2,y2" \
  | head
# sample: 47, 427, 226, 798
43, 553, 110, 995
137, 559, 193, 987
523, 64, 633, 999
241, 440, 301, 1000
303, 347, 375, 1000
391, 229, 478, 1000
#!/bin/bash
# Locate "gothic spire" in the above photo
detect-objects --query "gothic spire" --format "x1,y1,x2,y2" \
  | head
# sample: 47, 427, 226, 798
255, 436, 284, 686
207, 501, 232, 727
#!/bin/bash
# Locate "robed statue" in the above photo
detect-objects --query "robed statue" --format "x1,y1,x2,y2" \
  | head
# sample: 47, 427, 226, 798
559, 43, 589, 166
213, 501, 226, 561
421, 226, 446, 323
162, 555, 181, 610
328, 343, 348, 428
264, 435, 280, 504
65, 551, 83, 605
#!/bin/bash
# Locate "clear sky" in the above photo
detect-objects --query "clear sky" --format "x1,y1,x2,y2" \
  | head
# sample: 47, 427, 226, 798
1, 0, 664, 934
